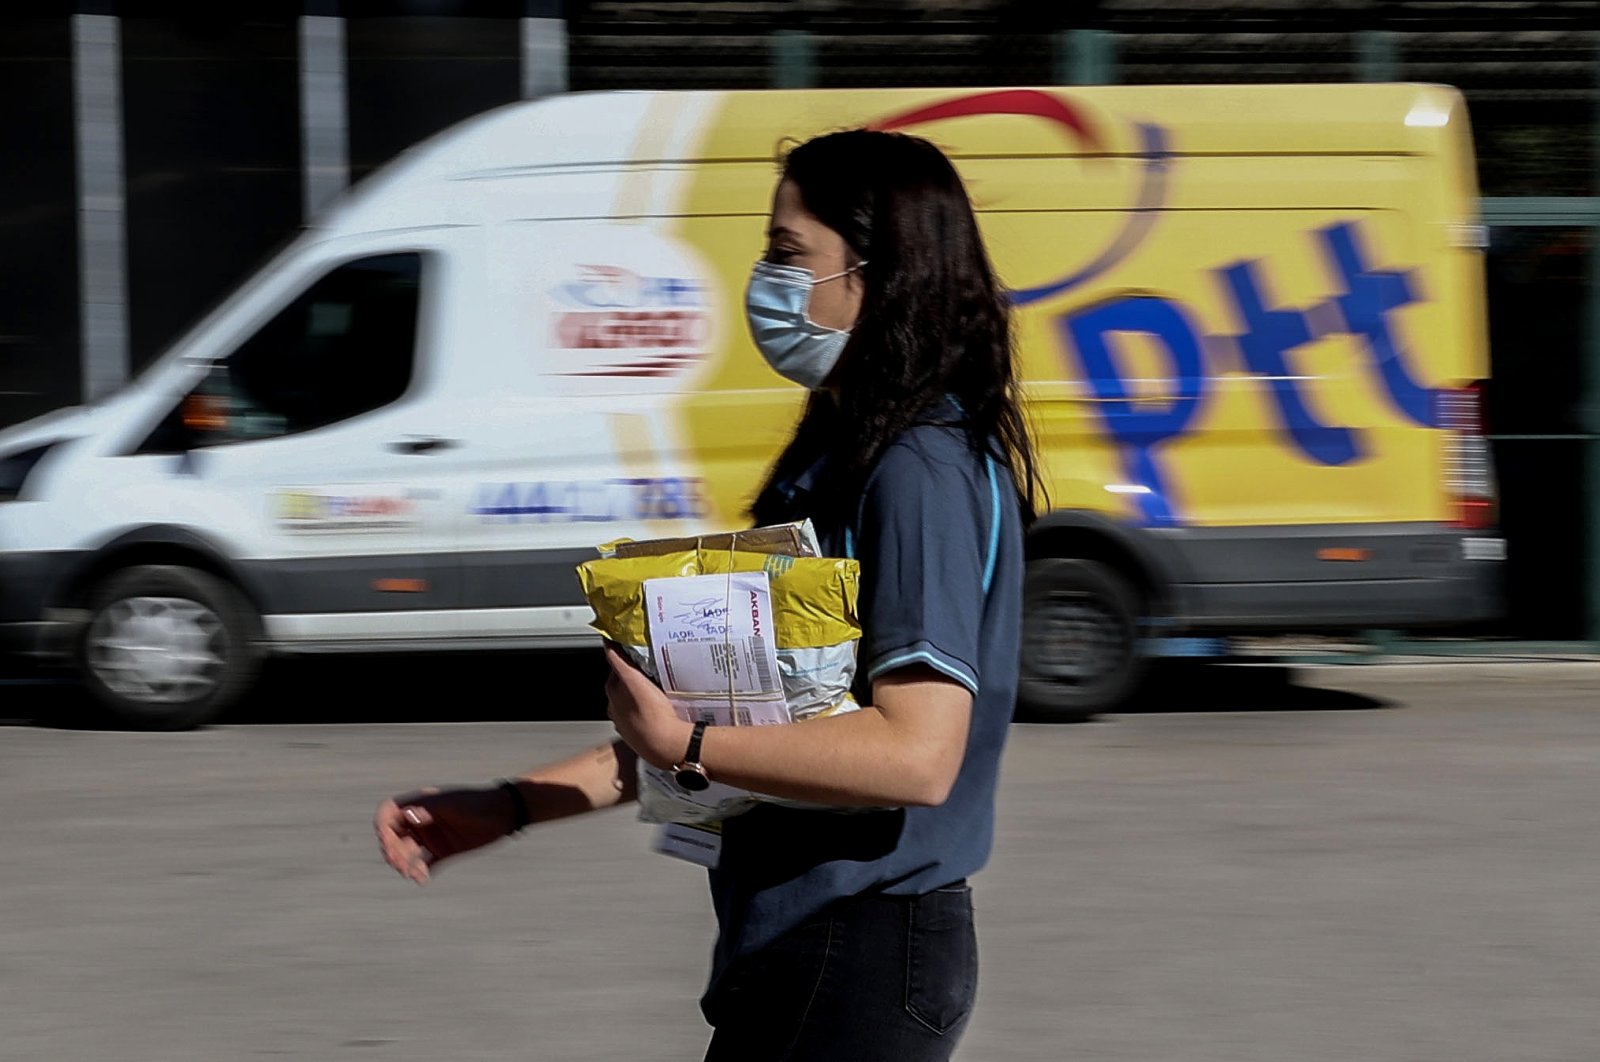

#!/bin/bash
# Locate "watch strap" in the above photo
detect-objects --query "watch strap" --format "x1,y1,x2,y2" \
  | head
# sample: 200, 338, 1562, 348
682, 720, 707, 766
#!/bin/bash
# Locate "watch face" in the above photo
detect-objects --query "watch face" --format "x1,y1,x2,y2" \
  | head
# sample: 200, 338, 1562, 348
674, 767, 711, 792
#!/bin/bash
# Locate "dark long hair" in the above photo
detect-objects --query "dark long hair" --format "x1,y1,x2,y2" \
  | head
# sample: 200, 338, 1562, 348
753, 129, 1045, 528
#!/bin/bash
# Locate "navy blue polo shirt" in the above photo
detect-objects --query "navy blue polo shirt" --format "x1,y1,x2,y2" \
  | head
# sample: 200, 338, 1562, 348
703, 418, 1024, 1003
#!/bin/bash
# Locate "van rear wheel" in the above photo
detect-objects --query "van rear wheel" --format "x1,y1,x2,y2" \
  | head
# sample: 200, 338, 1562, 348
1017, 558, 1145, 723
78, 565, 261, 730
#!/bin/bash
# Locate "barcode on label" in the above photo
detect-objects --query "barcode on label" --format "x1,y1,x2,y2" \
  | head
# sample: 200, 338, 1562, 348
735, 707, 753, 726
749, 637, 775, 691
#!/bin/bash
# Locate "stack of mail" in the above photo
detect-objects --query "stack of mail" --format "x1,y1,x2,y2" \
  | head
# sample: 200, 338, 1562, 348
576, 521, 861, 827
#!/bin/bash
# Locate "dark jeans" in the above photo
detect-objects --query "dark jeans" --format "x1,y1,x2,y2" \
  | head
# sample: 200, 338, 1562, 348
702, 882, 978, 1062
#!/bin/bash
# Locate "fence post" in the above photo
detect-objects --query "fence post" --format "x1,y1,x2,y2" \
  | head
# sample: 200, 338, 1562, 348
522, 0, 569, 99
1055, 28, 1116, 86
1356, 29, 1399, 83
771, 29, 815, 89
71, 12, 128, 403
300, 14, 349, 219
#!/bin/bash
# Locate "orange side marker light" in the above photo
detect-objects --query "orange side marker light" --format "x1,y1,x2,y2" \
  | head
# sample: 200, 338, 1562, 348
373, 578, 429, 593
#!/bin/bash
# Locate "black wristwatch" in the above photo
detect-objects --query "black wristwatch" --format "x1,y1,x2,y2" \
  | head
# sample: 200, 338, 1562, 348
672, 721, 711, 792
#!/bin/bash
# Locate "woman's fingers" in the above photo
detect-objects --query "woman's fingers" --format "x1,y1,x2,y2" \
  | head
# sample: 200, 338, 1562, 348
389, 834, 432, 884
604, 643, 650, 686
604, 648, 656, 701
374, 800, 406, 848
603, 650, 632, 722
404, 847, 433, 884
375, 798, 435, 885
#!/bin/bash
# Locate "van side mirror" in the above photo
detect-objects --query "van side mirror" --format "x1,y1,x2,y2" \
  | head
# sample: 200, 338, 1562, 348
181, 392, 230, 436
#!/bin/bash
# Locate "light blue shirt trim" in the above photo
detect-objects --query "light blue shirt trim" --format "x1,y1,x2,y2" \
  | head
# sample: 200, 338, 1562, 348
868, 649, 979, 694
982, 454, 1001, 595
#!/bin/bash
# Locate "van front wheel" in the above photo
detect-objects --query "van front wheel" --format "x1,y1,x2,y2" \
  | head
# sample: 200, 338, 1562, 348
1017, 558, 1145, 723
78, 565, 262, 730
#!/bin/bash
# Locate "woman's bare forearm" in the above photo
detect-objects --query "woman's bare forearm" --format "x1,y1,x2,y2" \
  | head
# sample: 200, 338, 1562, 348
697, 675, 973, 808
510, 738, 638, 824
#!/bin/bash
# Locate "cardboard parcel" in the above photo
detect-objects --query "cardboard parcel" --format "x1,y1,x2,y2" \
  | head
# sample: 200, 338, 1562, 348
576, 522, 862, 826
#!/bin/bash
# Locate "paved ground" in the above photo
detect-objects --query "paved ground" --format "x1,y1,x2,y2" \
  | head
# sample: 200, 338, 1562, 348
5, 659, 1600, 1061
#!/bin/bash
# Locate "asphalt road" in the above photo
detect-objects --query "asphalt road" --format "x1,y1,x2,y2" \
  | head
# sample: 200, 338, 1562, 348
4, 659, 1600, 1061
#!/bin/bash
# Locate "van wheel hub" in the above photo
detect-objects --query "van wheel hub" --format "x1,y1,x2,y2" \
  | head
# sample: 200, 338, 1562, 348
87, 596, 224, 703
1032, 590, 1127, 684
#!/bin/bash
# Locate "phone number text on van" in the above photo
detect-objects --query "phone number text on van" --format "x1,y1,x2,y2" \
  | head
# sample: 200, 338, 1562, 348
471, 477, 709, 524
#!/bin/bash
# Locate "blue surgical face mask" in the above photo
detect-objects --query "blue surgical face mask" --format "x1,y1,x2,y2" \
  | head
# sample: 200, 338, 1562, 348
744, 259, 866, 390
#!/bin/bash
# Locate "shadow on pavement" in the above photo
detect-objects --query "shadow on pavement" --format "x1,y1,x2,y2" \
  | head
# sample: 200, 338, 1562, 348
0, 673, 88, 729
234, 649, 614, 725
1, 648, 613, 730
1119, 660, 1392, 714
5, 654, 1389, 731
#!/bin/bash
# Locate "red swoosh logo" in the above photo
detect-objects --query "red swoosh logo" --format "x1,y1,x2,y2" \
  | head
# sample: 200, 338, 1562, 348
868, 89, 1105, 153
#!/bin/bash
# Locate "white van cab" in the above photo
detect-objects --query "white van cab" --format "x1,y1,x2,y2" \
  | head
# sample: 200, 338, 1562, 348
0, 85, 1500, 728
3, 93, 723, 727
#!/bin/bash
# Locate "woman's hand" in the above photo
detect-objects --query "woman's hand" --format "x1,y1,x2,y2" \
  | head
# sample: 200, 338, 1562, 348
374, 784, 518, 885
603, 643, 693, 770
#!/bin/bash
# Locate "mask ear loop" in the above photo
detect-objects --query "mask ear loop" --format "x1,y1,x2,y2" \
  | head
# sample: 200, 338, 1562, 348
811, 260, 868, 285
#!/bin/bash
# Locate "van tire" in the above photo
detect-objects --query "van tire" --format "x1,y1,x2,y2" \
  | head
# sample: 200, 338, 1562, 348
77, 565, 262, 731
1017, 558, 1145, 723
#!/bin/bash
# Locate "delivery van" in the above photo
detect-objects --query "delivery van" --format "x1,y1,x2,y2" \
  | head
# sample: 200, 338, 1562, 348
0, 84, 1502, 728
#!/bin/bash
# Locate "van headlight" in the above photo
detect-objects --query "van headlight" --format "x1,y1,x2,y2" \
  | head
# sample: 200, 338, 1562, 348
0, 442, 59, 502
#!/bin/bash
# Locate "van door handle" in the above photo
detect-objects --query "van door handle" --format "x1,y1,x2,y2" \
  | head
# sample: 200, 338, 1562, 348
388, 436, 458, 455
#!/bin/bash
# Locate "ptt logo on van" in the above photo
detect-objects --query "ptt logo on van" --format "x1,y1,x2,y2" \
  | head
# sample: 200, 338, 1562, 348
560, 265, 705, 311
1059, 218, 1437, 527
868, 89, 1445, 529
274, 488, 417, 533
551, 264, 712, 367
532, 223, 723, 391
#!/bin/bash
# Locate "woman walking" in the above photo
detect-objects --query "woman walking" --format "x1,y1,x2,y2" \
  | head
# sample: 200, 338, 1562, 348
376, 127, 1042, 1062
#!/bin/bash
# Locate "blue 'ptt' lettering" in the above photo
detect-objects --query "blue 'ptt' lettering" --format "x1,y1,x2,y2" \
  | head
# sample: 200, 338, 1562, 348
1055, 218, 1445, 527
1218, 258, 1362, 466
1320, 221, 1440, 428
1063, 296, 1206, 528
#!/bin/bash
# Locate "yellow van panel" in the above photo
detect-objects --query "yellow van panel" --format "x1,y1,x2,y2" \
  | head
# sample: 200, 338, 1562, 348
637, 85, 1487, 531
694, 84, 1468, 163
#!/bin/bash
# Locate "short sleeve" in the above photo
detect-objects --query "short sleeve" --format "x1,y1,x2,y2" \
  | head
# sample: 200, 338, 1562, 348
855, 431, 992, 695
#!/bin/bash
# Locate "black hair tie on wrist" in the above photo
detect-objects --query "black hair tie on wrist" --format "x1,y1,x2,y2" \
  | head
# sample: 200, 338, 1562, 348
499, 778, 531, 834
